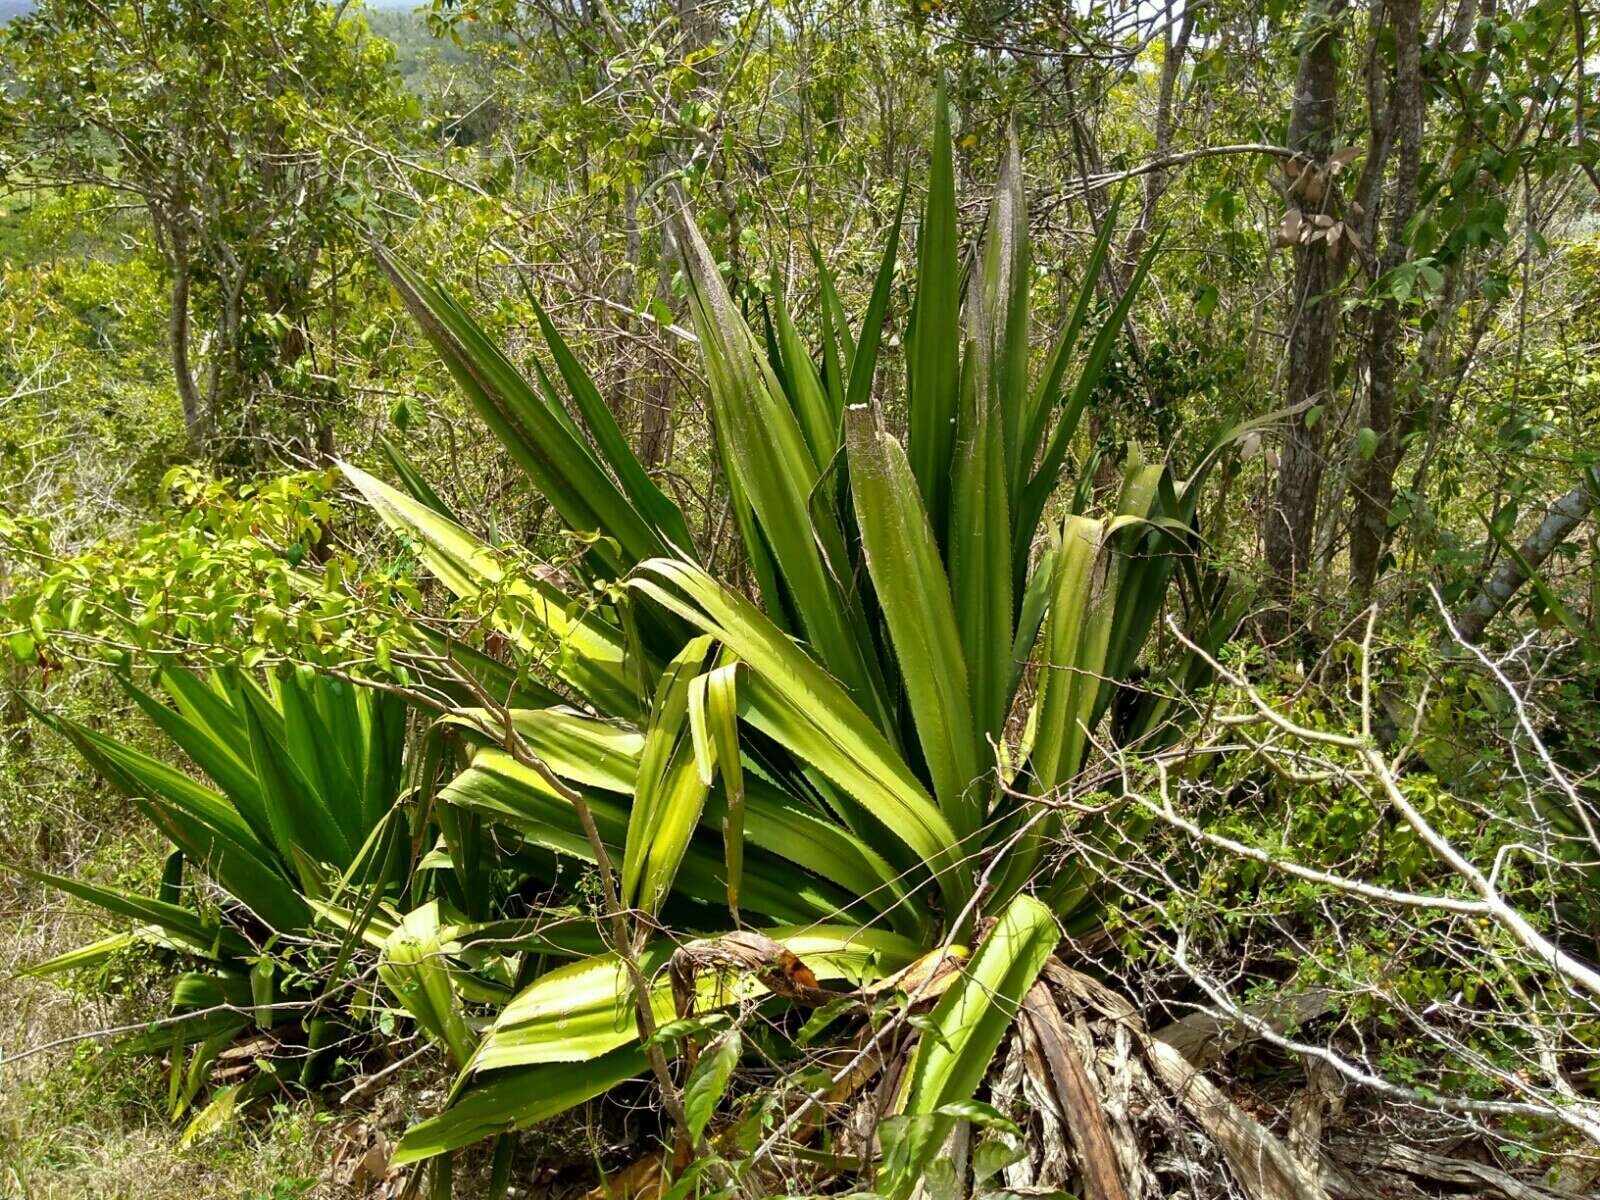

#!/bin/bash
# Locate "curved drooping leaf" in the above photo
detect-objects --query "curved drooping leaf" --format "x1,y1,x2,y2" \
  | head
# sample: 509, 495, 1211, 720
341, 463, 644, 721
629, 558, 968, 912
450, 706, 642, 794
464, 925, 918, 1073
42, 713, 309, 932
391, 1044, 650, 1165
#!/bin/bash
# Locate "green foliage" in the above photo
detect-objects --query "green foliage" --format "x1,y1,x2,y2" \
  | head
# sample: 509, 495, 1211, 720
9, 662, 415, 1110
341, 104, 1249, 1161
5, 0, 1600, 1189
0, 0, 417, 448
0, 467, 436, 677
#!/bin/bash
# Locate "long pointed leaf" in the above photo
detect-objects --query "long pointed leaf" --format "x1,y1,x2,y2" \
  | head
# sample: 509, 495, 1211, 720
528, 293, 696, 555
907, 77, 962, 539
949, 315, 1015, 747
374, 246, 667, 571
845, 404, 981, 837
1014, 227, 1165, 588
675, 205, 891, 729
982, 127, 1032, 492
342, 463, 643, 720
622, 637, 714, 915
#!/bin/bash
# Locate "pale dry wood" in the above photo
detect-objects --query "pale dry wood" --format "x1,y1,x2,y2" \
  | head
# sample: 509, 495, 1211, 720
1154, 987, 1341, 1068
1332, 1141, 1587, 1200
1021, 983, 1131, 1200
1047, 961, 1333, 1200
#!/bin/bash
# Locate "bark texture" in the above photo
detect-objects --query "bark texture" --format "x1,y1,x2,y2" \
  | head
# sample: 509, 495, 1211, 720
1454, 481, 1596, 642
1350, 0, 1424, 594
1266, 0, 1348, 608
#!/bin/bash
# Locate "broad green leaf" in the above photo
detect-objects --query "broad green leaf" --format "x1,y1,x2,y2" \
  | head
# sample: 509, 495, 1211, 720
889, 894, 1057, 1198
938, 1098, 1023, 1137
1016, 188, 1125, 493
1014, 218, 1161, 591
240, 682, 352, 889
378, 433, 460, 523
440, 746, 850, 924
1096, 462, 1174, 697
18, 931, 139, 978
179, 1069, 278, 1148
845, 186, 907, 413
409, 627, 565, 711
845, 404, 981, 836
809, 239, 856, 389
771, 281, 839, 472
451, 707, 643, 794
42, 712, 308, 933
6, 865, 248, 960
684, 1028, 742, 1143
1030, 516, 1121, 792
1006, 543, 1058, 704
277, 665, 367, 851
125, 675, 262, 840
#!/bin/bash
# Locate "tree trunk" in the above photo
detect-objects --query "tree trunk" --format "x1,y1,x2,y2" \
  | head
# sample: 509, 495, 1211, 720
1265, 0, 1347, 611
169, 248, 209, 446
1453, 480, 1595, 642
1124, 3, 1196, 267
1350, 0, 1424, 595
639, 233, 676, 470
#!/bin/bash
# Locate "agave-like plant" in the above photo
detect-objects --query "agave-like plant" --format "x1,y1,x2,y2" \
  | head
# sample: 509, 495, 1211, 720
13, 666, 413, 1117
353, 90, 1260, 1189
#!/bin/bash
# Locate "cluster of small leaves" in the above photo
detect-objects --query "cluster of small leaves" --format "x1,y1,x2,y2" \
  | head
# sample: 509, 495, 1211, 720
0, 467, 424, 677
